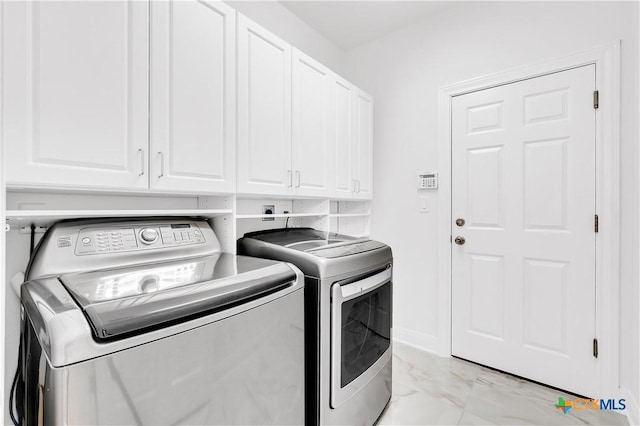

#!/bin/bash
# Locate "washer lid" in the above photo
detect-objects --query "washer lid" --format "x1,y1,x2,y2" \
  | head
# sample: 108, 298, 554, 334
241, 227, 329, 245
241, 227, 363, 250
305, 240, 387, 258
59, 254, 297, 341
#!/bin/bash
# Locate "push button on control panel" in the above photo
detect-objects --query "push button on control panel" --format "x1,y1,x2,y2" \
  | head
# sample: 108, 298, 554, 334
140, 228, 159, 245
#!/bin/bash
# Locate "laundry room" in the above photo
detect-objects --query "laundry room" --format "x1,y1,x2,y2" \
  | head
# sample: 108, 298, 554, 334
0, 1, 638, 425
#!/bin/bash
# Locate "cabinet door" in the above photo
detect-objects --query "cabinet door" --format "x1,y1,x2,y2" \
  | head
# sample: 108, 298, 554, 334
354, 89, 373, 199
332, 76, 356, 199
2, 1, 149, 190
237, 15, 292, 196
292, 49, 331, 197
150, 0, 235, 194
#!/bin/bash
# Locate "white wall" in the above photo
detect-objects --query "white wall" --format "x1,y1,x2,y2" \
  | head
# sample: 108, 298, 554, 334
344, 0, 639, 408
225, 1, 347, 76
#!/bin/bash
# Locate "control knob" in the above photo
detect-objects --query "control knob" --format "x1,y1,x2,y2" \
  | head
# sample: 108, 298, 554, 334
140, 228, 158, 245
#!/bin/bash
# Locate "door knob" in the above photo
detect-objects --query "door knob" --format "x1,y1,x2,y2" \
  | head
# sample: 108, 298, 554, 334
454, 236, 466, 245
456, 218, 465, 227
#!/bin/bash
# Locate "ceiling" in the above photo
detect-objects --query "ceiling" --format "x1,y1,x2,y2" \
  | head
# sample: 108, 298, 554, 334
280, 1, 456, 50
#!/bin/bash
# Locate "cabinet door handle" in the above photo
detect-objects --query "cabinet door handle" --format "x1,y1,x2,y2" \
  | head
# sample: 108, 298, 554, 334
158, 152, 164, 178
352, 179, 357, 193
288, 170, 293, 187
356, 180, 361, 193
138, 149, 145, 176
296, 171, 301, 188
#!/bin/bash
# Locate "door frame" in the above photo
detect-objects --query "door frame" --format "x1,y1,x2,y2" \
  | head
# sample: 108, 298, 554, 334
437, 41, 620, 397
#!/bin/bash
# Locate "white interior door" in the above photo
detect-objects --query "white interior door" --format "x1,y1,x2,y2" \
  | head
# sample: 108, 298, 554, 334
451, 65, 597, 397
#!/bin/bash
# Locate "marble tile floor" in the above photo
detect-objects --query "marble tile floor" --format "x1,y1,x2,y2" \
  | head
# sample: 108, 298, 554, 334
377, 342, 629, 425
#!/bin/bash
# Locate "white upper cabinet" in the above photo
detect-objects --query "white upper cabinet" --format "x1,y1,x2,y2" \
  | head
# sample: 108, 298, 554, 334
2, 1, 149, 190
3, 0, 236, 194
353, 89, 373, 199
332, 75, 355, 199
331, 80, 373, 200
2, 3, 371, 200
237, 15, 292, 196
292, 49, 332, 197
236, 18, 350, 199
150, 0, 235, 194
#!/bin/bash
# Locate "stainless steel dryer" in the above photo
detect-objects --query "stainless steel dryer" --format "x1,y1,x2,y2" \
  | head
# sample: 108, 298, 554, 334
237, 228, 393, 426
17, 218, 305, 426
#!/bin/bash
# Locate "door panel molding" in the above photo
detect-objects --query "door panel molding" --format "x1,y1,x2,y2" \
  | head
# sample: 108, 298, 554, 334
438, 41, 620, 397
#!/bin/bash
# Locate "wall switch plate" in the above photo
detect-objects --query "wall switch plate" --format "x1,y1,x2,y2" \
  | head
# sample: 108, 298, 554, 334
419, 196, 430, 213
262, 204, 275, 221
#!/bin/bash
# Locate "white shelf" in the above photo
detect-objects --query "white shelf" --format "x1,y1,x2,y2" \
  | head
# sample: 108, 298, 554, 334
235, 212, 326, 219
329, 213, 370, 218
5, 209, 232, 227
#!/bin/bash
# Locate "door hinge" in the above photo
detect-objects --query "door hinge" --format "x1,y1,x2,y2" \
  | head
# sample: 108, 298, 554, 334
594, 214, 599, 233
593, 338, 599, 358
593, 90, 599, 109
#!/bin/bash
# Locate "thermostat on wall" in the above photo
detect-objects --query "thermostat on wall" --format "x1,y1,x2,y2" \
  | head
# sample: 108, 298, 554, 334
418, 172, 438, 189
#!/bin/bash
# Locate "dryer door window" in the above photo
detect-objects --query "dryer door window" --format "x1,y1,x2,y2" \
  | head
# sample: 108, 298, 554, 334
340, 282, 391, 386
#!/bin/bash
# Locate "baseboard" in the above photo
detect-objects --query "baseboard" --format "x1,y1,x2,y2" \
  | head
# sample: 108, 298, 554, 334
621, 388, 639, 426
392, 327, 440, 355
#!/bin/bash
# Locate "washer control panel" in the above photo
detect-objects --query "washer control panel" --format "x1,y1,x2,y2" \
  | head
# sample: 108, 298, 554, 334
75, 222, 205, 255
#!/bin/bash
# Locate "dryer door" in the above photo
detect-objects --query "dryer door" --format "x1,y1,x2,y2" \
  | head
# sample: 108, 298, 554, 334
330, 266, 392, 408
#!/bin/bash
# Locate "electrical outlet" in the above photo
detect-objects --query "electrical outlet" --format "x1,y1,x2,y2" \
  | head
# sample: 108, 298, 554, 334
262, 204, 275, 221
